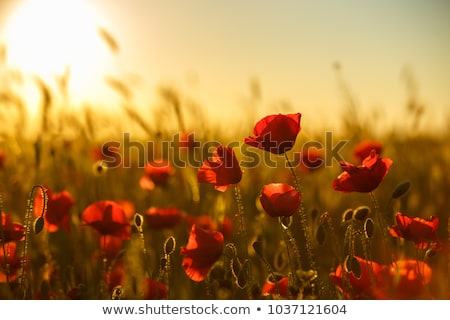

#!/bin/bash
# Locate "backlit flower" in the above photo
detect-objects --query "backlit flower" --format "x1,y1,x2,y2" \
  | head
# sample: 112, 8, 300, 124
90, 142, 120, 164
353, 140, 383, 163
259, 183, 301, 217
332, 151, 393, 193
180, 224, 224, 282
81, 200, 131, 239
375, 259, 433, 299
34, 186, 75, 233
144, 207, 184, 229
142, 278, 168, 299
329, 256, 384, 299
244, 113, 301, 154
298, 147, 324, 172
1, 212, 25, 243
261, 273, 289, 298
389, 213, 439, 249
139, 159, 174, 191
197, 146, 242, 192
0, 242, 22, 282
186, 214, 234, 238
0, 150, 6, 170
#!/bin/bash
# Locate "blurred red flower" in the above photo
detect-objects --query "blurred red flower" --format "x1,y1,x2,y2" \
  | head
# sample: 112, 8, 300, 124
90, 142, 120, 163
261, 274, 289, 298
180, 224, 224, 282
260, 183, 301, 217
81, 200, 131, 240
0, 150, 6, 169
332, 151, 393, 193
142, 278, 168, 299
298, 147, 324, 172
329, 256, 384, 299
330, 256, 434, 299
389, 213, 439, 249
244, 113, 301, 155
34, 187, 75, 233
139, 159, 174, 191
1, 212, 25, 243
0, 242, 22, 283
115, 200, 136, 220
197, 146, 242, 192
186, 214, 234, 238
353, 140, 383, 163
375, 259, 433, 299
144, 207, 184, 229
100, 235, 124, 261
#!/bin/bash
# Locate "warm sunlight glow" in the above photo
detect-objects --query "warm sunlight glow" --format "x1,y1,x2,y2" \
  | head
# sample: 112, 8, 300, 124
4, 0, 111, 110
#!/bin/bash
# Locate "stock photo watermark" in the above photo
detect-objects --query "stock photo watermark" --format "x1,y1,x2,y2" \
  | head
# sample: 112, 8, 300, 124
98, 132, 348, 170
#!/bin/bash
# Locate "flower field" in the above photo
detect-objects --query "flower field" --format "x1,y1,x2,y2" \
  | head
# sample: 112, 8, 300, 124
0, 74, 449, 300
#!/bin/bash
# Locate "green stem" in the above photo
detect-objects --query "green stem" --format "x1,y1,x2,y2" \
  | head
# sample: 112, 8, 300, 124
233, 184, 253, 286
369, 192, 391, 264
285, 154, 316, 271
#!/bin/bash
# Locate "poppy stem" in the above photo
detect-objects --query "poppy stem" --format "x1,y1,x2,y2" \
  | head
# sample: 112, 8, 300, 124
279, 216, 302, 291
100, 235, 108, 298
369, 192, 391, 264
284, 154, 316, 271
233, 184, 253, 286
19, 185, 47, 299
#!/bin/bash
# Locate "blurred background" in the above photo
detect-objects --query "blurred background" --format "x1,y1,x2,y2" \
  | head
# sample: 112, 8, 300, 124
0, 0, 449, 136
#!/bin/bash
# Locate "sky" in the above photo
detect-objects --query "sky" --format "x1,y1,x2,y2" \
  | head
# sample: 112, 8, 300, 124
0, 0, 449, 135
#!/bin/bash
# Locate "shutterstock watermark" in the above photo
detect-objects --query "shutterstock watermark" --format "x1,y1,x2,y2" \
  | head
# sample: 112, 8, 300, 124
99, 132, 348, 170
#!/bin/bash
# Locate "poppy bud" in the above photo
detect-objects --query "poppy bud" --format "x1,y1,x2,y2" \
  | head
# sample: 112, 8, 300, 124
34, 216, 45, 234
391, 180, 411, 199
363, 218, 375, 239
315, 224, 327, 246
353, 206, 370, 221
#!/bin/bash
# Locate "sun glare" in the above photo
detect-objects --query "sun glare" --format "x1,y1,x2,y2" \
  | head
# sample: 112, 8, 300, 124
4, 0, 111, 110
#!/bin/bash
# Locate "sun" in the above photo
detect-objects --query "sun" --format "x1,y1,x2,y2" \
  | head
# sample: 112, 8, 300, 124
3, 0, 113, 109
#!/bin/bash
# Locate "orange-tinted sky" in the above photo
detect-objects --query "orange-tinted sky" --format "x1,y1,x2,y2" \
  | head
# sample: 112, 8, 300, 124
1, 0, 449, 135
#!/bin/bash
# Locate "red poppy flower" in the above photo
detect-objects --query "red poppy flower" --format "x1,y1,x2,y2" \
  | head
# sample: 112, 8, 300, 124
197, 146, 242, 192
375, 259, 433, 299
100, 235, 124, 261
244, 113, 301, 154
261, 274, 289, 298
139, 159, 174, 191
180, 224, 224, 282
90, 142, 120, 163
81, 200, 131, 239
34, 187, 75, 233
389, 213, 439, 249
142, 278, 168, 299
0, 150, 6, 170
332, 151, 393, 193
259, 183, 301, 217
186, 214, 234, 238
144, 207, 184, 229
298, 147, 324, 172
1, 212, 25, 243
116, 200, 136, 220
0, 242, 22, 283
353, 140, 383, 163
329, 256, 384, 299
